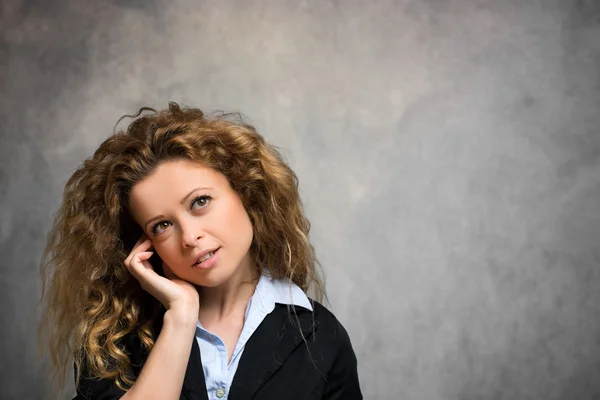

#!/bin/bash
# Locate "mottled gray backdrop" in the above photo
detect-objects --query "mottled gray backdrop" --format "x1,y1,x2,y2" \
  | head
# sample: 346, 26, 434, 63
1, 0, 599, 399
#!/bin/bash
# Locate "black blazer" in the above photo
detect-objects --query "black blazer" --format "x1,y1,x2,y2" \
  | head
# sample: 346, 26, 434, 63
74, 301, 362, 400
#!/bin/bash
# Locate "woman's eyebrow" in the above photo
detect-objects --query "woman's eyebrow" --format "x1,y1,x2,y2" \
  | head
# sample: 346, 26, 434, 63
179, 186, 213, 205
143, 186, 214, 230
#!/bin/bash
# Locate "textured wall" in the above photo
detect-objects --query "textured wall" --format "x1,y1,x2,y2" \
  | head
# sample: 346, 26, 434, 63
1, 0, 599, 399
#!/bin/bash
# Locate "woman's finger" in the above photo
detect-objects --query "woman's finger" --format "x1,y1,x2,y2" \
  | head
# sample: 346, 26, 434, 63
137, 251, 154, 266
125, 239, 152, 265
125, 251, 153, 279
133, 238, 152, 253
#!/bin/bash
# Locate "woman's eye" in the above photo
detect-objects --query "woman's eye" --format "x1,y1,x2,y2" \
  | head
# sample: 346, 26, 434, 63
192, 195, 211, 210
152, 221, 171, 235
150, 196, 211, 235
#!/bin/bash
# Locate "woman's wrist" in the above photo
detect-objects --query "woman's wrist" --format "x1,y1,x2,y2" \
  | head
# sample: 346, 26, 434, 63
163, 306, 199, 329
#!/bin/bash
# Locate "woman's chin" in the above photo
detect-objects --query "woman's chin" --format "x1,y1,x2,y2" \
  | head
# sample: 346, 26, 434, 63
183, 269, 226, 288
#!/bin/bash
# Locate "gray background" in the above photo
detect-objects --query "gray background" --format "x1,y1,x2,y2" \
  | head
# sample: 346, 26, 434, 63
1, 0, 599, 399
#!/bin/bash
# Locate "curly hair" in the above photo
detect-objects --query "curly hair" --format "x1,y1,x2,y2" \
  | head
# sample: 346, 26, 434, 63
38, 102, 325, 397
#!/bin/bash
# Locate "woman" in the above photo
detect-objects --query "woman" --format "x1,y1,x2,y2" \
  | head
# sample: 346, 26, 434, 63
39, 102, 362, 400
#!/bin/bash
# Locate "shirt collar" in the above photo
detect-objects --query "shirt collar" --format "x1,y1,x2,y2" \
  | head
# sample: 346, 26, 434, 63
252, 269, 313, 313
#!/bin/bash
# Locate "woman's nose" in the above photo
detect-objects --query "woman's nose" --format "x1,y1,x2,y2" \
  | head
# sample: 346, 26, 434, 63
180, 220, 204, 247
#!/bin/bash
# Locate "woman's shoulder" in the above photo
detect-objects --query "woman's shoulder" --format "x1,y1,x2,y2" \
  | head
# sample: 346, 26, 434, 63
303, 300, 362, 398
306, 299, 355, 347
270, 298, 354, 345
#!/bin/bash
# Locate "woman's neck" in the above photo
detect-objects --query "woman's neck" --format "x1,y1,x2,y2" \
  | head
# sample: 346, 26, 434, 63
197, 257, 260, 322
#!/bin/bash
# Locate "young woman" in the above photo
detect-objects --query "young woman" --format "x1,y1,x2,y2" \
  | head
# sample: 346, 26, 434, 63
39, 103, 362, 400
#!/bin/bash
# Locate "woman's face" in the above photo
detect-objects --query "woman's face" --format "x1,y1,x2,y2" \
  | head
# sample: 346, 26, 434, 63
128, 159, 255, 288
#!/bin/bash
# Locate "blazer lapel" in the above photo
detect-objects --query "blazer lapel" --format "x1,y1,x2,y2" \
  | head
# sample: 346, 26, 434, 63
181, 338, 209, 400
228, 304, 318, 399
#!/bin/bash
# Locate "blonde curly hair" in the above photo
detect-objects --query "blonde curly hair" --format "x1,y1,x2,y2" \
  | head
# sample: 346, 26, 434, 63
38, 102, 325, 397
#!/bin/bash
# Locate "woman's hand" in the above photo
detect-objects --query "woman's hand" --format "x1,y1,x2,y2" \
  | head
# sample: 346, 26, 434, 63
124, 235, 199, 322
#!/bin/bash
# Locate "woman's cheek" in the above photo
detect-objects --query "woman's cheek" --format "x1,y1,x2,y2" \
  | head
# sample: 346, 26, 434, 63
156, 244, 182, 269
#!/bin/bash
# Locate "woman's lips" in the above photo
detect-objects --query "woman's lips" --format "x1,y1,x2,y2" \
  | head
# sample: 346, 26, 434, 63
193, 248, 220, 270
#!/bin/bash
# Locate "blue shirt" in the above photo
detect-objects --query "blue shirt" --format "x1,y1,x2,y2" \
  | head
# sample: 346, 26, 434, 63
195, 272, 313, 400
